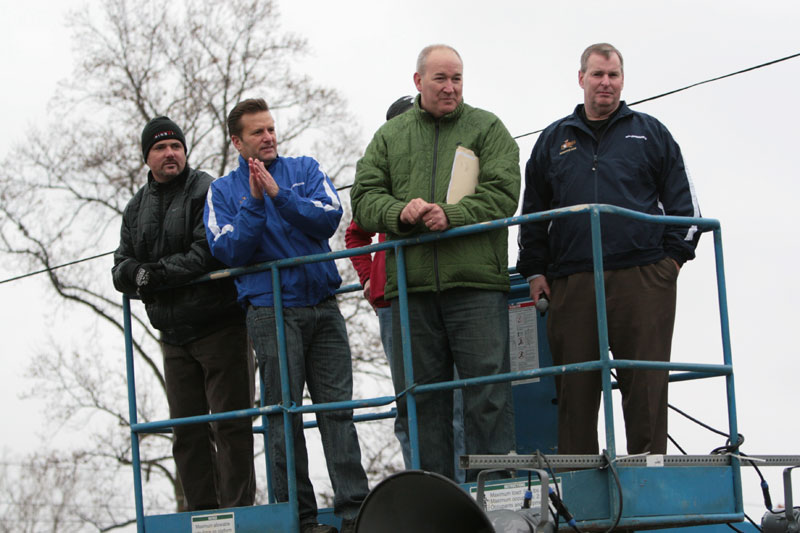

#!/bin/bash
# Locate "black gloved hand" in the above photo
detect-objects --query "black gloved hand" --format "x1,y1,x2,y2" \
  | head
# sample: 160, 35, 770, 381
134, 266, 150, 287
134, 263, 165, 289
137, 287, 156, 304
134, 263, 166, 304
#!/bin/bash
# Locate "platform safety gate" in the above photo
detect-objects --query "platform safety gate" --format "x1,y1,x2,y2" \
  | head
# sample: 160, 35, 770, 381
122, 204, 752, 532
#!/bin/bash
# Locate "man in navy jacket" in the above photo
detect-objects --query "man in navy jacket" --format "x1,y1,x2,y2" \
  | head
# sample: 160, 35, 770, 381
204, 98, 367, 533
517, 43, 701, 456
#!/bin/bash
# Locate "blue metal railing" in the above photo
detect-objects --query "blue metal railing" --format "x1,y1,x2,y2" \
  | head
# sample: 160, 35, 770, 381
121, 203, 739, 531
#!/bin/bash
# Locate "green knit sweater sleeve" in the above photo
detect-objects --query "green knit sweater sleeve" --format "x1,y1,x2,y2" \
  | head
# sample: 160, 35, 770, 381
352, 128, 414, 236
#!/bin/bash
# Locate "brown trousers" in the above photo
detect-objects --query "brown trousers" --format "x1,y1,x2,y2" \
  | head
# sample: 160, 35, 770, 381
547, 257, 678, 455
162, 323, 256, 510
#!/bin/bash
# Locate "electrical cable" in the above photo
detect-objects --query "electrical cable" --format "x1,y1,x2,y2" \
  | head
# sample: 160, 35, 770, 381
725, 522, 745, 533
0, 251, 114, 285
537, 449, 580, 532
0, 179, 362, 287
536, 450, 561, 529
668, 405, 768, 531
605, 368, 775, 529
548, 485, 580, 533
3, 51, 799, 289
710, 433, 745, 455
740, 453, 773, 515
512, 50, 800, 140
522, 470, 532, 508
744, 512, 764, 532
670, 403, 733, 440
548, 494, 560, 529
610, 372, 739, 454
667, 434, 688, 455
600, 449, 624, 533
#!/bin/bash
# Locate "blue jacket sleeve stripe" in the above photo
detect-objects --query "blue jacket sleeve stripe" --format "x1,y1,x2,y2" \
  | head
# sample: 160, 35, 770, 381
205, 185, 234, 242
682, 166, 701, 242
311, 173, 341, 213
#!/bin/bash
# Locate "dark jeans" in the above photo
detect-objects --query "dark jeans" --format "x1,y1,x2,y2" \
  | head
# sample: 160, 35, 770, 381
547, 257, 678, 455
161, 323, 255, 510
247, 298, 369, 524
380, 305, 466, 480
391, 288, 516, 482
377, 305, 412, 465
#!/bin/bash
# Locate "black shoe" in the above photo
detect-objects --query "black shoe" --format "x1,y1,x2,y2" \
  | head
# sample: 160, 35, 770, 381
300, 523, 337, 533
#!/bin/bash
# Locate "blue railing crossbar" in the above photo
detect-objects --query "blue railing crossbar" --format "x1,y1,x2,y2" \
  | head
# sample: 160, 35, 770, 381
122, 203, 739, 532
188, 204, 713, 286
130, 395, 399, 434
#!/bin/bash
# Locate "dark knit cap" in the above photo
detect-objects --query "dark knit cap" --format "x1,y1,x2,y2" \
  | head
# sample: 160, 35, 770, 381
386, 96, 414, 121
141, 116, 187, 162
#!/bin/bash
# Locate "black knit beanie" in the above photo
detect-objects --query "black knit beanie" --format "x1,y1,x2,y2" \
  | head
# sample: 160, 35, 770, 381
141, 116, 187, 162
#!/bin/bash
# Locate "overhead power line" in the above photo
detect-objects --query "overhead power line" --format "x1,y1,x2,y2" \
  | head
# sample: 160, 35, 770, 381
0, 251, 114, 286
1, 51, 799, 287
511, 50, 800, 140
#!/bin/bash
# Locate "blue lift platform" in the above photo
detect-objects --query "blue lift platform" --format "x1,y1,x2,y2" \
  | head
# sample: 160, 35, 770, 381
121, 204, 799, 532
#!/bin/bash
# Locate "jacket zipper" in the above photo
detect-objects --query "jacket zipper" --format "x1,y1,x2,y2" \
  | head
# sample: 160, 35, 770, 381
156, 185, 165, 261
431, 122, 441, 291
591, 123, 606, 203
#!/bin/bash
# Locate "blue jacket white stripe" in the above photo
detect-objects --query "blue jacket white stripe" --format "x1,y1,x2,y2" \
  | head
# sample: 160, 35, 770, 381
204, 155, 343, 307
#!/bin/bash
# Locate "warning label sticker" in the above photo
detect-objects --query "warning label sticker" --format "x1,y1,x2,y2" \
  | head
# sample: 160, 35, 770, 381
191, 512, 235, 533
508, 302, 541, 384
468, 477, 561, 512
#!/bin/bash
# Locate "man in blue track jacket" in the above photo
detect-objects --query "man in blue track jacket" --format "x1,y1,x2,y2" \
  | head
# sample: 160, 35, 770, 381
204, 98, 368, 533
517, 43, 701, 456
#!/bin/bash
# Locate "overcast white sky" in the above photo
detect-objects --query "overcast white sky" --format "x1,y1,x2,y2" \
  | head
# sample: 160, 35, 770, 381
1, 0, 799, 524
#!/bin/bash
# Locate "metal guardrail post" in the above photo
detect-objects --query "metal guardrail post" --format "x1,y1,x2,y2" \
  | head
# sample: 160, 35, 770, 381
589, 206, 617, 460
395, 244, 421, 469
713, 227, 743, 513
271, 265, 300, 533
122, 295, 146, 533
589, 207, 621, 525
258, 366, 274, 503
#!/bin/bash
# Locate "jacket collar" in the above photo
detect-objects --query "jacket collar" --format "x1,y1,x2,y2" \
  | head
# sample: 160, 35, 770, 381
147, 165, 190, 192
414, 93, 465, 122
563, 101, 632, 137
236, 154, 280, 175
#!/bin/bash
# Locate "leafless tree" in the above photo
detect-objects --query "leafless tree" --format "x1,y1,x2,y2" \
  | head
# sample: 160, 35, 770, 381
0, 0, 400, 529
0, 449, 137, 533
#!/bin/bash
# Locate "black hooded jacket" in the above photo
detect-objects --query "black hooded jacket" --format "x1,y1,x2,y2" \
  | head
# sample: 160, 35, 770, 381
112, 166, 243, 345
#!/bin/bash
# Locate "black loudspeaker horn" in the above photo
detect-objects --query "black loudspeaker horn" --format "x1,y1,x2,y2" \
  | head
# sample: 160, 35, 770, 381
355, 470, 494, 533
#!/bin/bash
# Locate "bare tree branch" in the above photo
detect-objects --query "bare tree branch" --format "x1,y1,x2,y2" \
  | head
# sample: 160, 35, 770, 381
0, 0, 400, 529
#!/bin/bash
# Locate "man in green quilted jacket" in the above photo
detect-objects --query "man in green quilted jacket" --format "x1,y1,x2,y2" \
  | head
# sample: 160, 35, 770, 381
351, 44, 519, 482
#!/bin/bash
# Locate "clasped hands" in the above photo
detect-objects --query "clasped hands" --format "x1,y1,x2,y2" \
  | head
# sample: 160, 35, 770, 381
400, 198, 449, 231
248, 158, 279, 200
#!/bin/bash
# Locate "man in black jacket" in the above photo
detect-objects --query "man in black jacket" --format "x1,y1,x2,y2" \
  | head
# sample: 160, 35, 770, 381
517, 43, 701, 456
112, 116, 255, 510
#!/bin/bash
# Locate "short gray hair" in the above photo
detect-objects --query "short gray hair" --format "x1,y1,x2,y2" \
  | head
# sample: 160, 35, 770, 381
580, 43, 624, 72
416, 44, 462, 75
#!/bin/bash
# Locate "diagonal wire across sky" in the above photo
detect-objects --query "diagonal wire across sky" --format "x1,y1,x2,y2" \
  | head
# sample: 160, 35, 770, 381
1, 51, 798, 287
